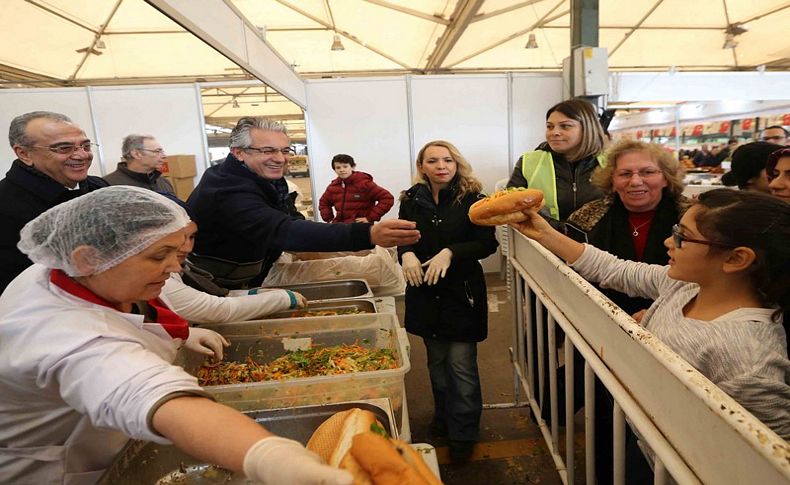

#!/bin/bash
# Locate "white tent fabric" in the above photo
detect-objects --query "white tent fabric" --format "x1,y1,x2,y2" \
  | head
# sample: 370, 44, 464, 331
2, 0, 789, 88
1, 0, 789, 132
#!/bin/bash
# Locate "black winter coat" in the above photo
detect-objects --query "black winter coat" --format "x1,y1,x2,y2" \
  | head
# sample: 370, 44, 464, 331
506, 142, 604, 221
566, 190, 689, 315
0, 160, 108, 292
187, 154, 372, 285
398, 182, 498, 342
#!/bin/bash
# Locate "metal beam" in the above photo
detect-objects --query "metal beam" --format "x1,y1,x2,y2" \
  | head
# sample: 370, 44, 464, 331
206, 114, 305, 123
146, 0, 306, 107
275, 0, 414, 71
0, 63, 64, 87
722, 0, 739, 69
24, 0, 98, 34
424, 0, 485, 71
362, 0, 450, 24
608, 0, 664, 57
444, 4, 567, 69
68, 0, 123, 82
472, 0, 547, 23
740, 1, 790, 24
570, 0, 597, 48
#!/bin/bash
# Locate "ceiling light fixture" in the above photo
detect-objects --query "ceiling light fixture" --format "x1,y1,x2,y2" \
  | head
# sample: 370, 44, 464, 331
95, 38, 106, 49
75, 46, 102, 56
232, 99, 240, 108
525, 32, 538, 49
722, 33, 737, 49
726, 22, 748, 36
331, 34, 345, 51
722, 23, 747, 50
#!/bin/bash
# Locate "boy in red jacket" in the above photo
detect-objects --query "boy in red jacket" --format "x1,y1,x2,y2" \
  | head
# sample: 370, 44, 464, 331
319, 154, 394, 223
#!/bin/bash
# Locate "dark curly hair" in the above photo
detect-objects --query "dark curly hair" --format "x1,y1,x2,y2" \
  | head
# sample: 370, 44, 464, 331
694, 189, 790, 325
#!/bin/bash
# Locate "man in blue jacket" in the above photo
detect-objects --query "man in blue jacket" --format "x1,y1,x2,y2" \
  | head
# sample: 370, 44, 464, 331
187, 117, 419, 288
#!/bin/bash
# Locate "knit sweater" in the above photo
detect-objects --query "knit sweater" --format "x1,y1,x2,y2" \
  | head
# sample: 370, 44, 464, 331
572, 245, 790, 440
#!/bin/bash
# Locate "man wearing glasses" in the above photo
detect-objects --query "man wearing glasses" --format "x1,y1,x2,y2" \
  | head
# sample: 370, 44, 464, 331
187, 116, 420, 289
103, 135, 175, 194
0, 111, 108, 292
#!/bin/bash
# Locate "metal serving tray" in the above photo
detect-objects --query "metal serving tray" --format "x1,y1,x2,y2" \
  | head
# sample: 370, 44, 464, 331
263, 298, 377, 320
97, 399, 396, 485
178, 314, 410, 427
263, 279, 372, 302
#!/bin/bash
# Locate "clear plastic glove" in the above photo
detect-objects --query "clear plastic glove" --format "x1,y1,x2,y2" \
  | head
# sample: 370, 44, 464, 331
289, 291, 307, 309
401, 251, 423, 287
243, 436, 352, 485
184, 327, 230, 362
422, 248, 453, 285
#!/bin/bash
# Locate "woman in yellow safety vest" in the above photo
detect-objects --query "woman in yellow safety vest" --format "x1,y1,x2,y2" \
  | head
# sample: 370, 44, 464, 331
507, 99, 607, 221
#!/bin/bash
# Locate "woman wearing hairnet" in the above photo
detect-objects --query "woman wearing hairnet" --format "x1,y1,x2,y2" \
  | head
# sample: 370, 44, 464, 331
0, 186, 351, 485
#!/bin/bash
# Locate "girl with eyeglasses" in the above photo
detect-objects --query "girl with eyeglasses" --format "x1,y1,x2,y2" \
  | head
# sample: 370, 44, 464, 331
511, 188, 790, 441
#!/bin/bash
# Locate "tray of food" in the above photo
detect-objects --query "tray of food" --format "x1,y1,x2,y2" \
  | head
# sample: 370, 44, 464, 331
261, 279, 372, 302
97, 399, 397, 485
178, 313, 409, 426
263, 298, 376, 320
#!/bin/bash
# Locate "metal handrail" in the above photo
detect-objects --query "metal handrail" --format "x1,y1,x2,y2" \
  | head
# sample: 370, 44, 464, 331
508, 231, 790, 484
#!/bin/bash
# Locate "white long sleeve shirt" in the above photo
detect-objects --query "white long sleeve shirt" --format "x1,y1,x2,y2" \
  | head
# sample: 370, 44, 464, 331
160, 273, 296, 324
0, 265, 208, 484
572, 244, 790, 441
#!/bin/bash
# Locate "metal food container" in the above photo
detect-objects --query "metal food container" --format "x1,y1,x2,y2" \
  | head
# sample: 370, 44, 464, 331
263, 298, 377, 320
179, 313, 409, 426
262, 279, 372, 302
97, 399, 397, 485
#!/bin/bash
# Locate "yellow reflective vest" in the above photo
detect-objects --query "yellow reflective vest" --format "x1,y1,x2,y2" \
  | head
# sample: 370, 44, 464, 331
520, 150, 607, 220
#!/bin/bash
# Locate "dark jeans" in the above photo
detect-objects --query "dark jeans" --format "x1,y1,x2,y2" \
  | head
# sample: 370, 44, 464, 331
424, 337, 482, 442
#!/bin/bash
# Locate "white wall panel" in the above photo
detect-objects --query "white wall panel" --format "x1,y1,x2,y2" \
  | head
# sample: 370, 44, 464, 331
410, 75, 511, 195
511, 74, 564, 171
305, 77, 412, 221
90, 84, 207, 181
0, 88, 99, 177
410, 75, 511, 272
610, 72, 790, 102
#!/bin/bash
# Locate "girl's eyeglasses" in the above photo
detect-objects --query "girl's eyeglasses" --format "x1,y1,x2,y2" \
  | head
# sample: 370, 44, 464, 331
671, 224, 736, 249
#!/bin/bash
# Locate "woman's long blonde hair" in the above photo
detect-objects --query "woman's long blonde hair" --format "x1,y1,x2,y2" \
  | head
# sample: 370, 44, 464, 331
409, 140, 483, 203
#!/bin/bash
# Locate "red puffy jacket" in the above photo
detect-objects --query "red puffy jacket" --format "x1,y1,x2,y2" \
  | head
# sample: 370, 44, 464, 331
318, 171, 394, 223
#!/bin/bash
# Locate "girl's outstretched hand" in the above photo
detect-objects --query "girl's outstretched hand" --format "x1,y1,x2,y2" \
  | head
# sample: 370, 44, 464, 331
509, 209, 553, 242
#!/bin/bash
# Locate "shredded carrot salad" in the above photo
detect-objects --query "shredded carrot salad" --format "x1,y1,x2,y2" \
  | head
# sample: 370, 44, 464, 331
487, 187, 529, 199
287, 307, 369, 318
197, 343, 397, 386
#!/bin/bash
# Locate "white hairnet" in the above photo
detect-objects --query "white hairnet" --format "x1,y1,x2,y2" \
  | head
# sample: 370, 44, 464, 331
18, 186, 190, 276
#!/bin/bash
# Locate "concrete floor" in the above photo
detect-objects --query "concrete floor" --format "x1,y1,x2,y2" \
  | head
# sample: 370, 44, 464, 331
399, 273, 584, 484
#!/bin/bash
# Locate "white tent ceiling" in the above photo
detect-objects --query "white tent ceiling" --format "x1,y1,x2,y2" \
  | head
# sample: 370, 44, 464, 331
2, 0, 789, 127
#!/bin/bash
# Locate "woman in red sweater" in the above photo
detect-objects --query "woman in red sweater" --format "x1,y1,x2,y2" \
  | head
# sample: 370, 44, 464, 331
319, 154, 394, 223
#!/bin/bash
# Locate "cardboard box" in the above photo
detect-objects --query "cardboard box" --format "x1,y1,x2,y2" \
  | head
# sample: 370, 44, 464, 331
162, 154, 197, 178
167, 176, 194, 201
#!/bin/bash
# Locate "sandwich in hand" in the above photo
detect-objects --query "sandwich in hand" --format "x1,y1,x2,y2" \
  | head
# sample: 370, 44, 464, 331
468, 187, 544, 226
307, 408, 442, 485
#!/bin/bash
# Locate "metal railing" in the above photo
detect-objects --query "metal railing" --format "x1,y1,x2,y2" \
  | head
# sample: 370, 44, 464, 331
507, 231, 790, 484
